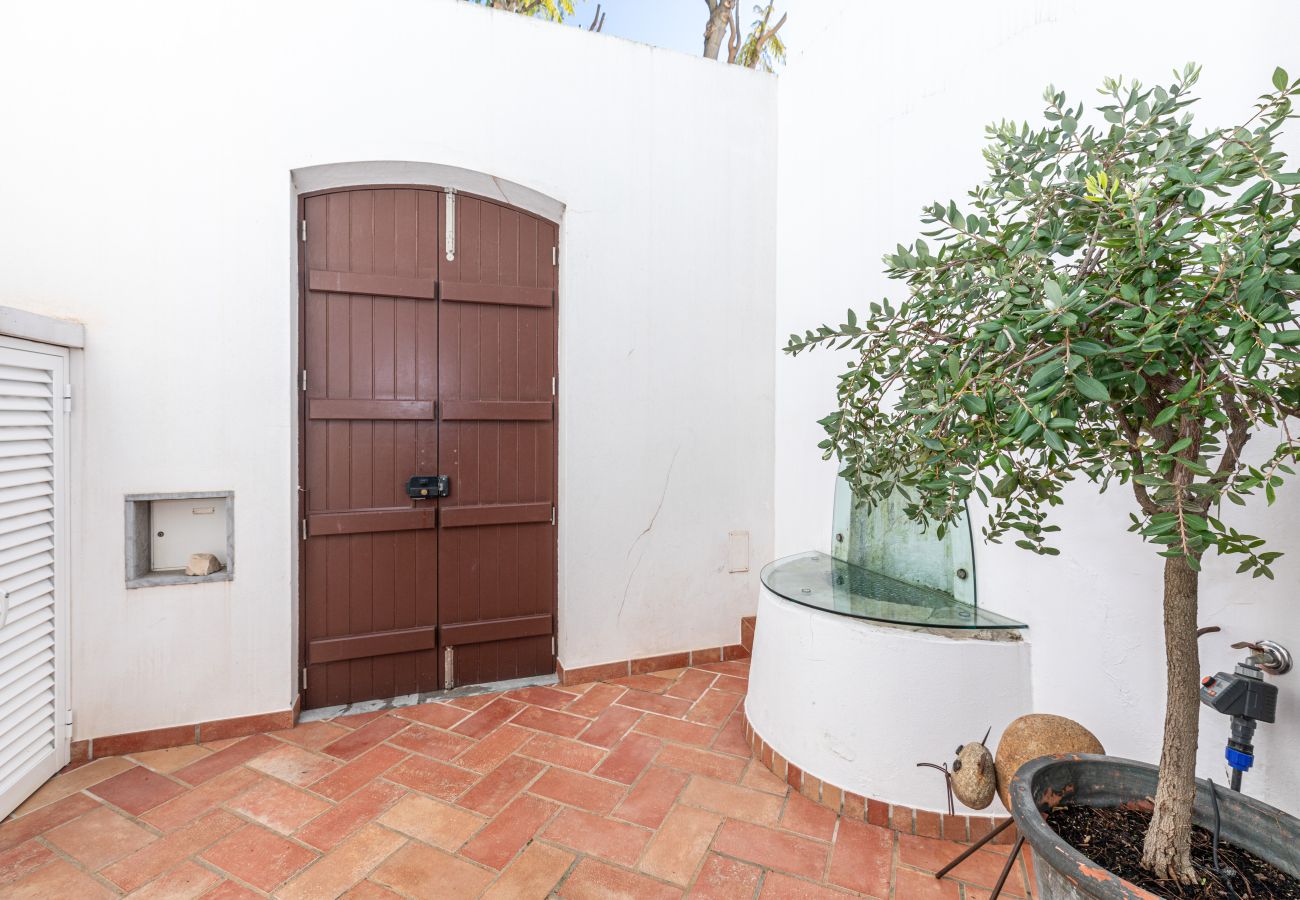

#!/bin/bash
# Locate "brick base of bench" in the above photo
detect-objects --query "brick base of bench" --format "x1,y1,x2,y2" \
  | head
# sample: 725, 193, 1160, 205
742, 697, 1016, 845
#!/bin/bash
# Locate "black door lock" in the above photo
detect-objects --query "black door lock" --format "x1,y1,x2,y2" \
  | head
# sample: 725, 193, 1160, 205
407, 475, 450, 499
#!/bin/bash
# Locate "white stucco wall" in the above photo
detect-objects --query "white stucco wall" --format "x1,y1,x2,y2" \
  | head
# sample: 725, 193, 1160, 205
0, 0, 776, 738
775, 0, 1300, 814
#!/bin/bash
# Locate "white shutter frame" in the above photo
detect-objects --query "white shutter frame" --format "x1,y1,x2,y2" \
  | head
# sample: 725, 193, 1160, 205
0, 338, 69, 819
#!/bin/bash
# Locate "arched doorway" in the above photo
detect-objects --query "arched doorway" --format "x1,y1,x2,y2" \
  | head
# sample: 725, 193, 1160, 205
297, 183, 558, 709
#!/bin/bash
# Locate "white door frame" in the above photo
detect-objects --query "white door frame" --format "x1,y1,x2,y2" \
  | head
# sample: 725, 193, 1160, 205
0, 324, 78, 817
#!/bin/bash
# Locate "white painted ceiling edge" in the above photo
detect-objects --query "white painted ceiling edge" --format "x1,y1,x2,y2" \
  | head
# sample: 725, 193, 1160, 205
291, 161, 565, 225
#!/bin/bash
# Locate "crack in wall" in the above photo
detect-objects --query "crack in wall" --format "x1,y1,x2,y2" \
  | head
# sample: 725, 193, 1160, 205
618, 446, 681, 618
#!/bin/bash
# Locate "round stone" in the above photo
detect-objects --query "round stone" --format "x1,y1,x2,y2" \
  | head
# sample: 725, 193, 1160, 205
951, 741, 997, 810
994, 714, 1104, 809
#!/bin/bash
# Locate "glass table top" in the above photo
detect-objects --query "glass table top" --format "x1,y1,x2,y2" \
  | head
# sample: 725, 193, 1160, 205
760, 551, 1027, 630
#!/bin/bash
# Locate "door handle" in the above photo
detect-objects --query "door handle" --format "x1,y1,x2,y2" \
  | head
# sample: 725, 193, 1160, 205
407, 475, 450, 499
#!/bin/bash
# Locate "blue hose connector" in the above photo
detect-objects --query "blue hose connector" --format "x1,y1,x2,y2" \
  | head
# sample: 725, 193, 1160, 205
1225, 746, 1254, 771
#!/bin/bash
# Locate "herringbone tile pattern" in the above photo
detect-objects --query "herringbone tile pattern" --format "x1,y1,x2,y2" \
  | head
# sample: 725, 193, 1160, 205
0, 660, 1035, 898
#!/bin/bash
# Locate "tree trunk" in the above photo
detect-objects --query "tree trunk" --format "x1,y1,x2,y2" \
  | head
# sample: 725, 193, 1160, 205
1140, 555, 1201, 882
703, 0, 733, 59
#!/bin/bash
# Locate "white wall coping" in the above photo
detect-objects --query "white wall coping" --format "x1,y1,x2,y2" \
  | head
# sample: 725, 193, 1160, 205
0, 305, 85, 349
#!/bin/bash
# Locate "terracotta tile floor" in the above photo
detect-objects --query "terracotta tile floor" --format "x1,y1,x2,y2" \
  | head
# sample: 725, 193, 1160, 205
0, 660, 1036, 898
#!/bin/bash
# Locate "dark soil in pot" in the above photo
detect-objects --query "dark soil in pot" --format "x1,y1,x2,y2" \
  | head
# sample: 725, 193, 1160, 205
1011, 755, 1300, 900
1047, 804, 1300, 899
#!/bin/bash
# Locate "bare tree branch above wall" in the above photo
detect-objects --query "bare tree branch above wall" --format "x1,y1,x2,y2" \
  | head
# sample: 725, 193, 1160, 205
462, 0, 787, 69
706, 0, 787, 71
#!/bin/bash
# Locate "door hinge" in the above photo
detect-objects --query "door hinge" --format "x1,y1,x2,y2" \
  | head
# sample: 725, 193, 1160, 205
552, 246, 557, 267
551, 376, 556, 397
300, 668, 308, 691
551, 635, 556, 656
301, 519, 308, 541
551, 506, 556, 525
444, 646, 455, 690
65, 708, 73, 728
300, 219, 307, 242
62, 384, 72, 414
300, 369, 307, 391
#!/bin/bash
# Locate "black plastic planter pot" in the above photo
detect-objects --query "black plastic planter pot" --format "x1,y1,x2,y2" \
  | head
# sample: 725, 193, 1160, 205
1008, 754, 1300, 899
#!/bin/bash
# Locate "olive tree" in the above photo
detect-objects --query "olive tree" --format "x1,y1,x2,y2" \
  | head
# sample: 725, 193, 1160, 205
787, 65, 1300, 882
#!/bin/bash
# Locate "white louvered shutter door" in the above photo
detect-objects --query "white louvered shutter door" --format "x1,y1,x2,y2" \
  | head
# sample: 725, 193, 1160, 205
0, 341, 68, 819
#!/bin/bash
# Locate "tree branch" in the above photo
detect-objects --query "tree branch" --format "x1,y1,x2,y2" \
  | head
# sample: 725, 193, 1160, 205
1211, 389, 1252, 485
746, 11, 786, 69
1116, 408, 1161, 515
727, 3, 740, 64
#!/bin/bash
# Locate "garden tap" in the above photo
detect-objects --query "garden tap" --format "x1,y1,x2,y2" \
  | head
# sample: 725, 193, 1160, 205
1199, 638, 1290, 792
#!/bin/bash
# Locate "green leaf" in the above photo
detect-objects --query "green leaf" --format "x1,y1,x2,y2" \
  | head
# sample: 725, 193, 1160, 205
1239, 181, 1270, 205
1153, 405, 1180, 427
1177, 457, 1213, 477
1043, 279, 1064, 309
1029, 361, 1064, 390
1274, 67, 1290, 91
1072, 373, 1111, 402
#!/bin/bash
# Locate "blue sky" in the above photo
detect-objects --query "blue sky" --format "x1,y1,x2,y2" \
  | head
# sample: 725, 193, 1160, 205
560, 0, 715, 57
547, 1, 804, 66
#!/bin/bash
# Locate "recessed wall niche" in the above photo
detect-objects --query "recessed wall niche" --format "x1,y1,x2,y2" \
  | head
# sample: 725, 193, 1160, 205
125, 492, 234, 588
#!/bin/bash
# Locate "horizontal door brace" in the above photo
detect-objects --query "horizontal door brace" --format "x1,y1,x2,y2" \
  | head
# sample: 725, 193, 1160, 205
439, 281, 552, 308
440, 400, 551, 422
308, 625, 437, 665
307, 269, 437, 301
309, 508, 437, 536
440, 614, 553, 647
308, 399, 435, 420
440, 503, 552, 529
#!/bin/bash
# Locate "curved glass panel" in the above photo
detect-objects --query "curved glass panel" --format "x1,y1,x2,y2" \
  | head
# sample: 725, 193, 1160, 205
830, 478, 976, 605
761, 551, 1026, 630
761, 478, 1025, 630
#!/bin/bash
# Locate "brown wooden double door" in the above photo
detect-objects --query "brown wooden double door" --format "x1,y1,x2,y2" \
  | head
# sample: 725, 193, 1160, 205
299, 187, 557, 709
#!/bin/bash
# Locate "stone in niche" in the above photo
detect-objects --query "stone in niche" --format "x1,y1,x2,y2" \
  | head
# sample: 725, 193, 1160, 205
185, 553, 223, 576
